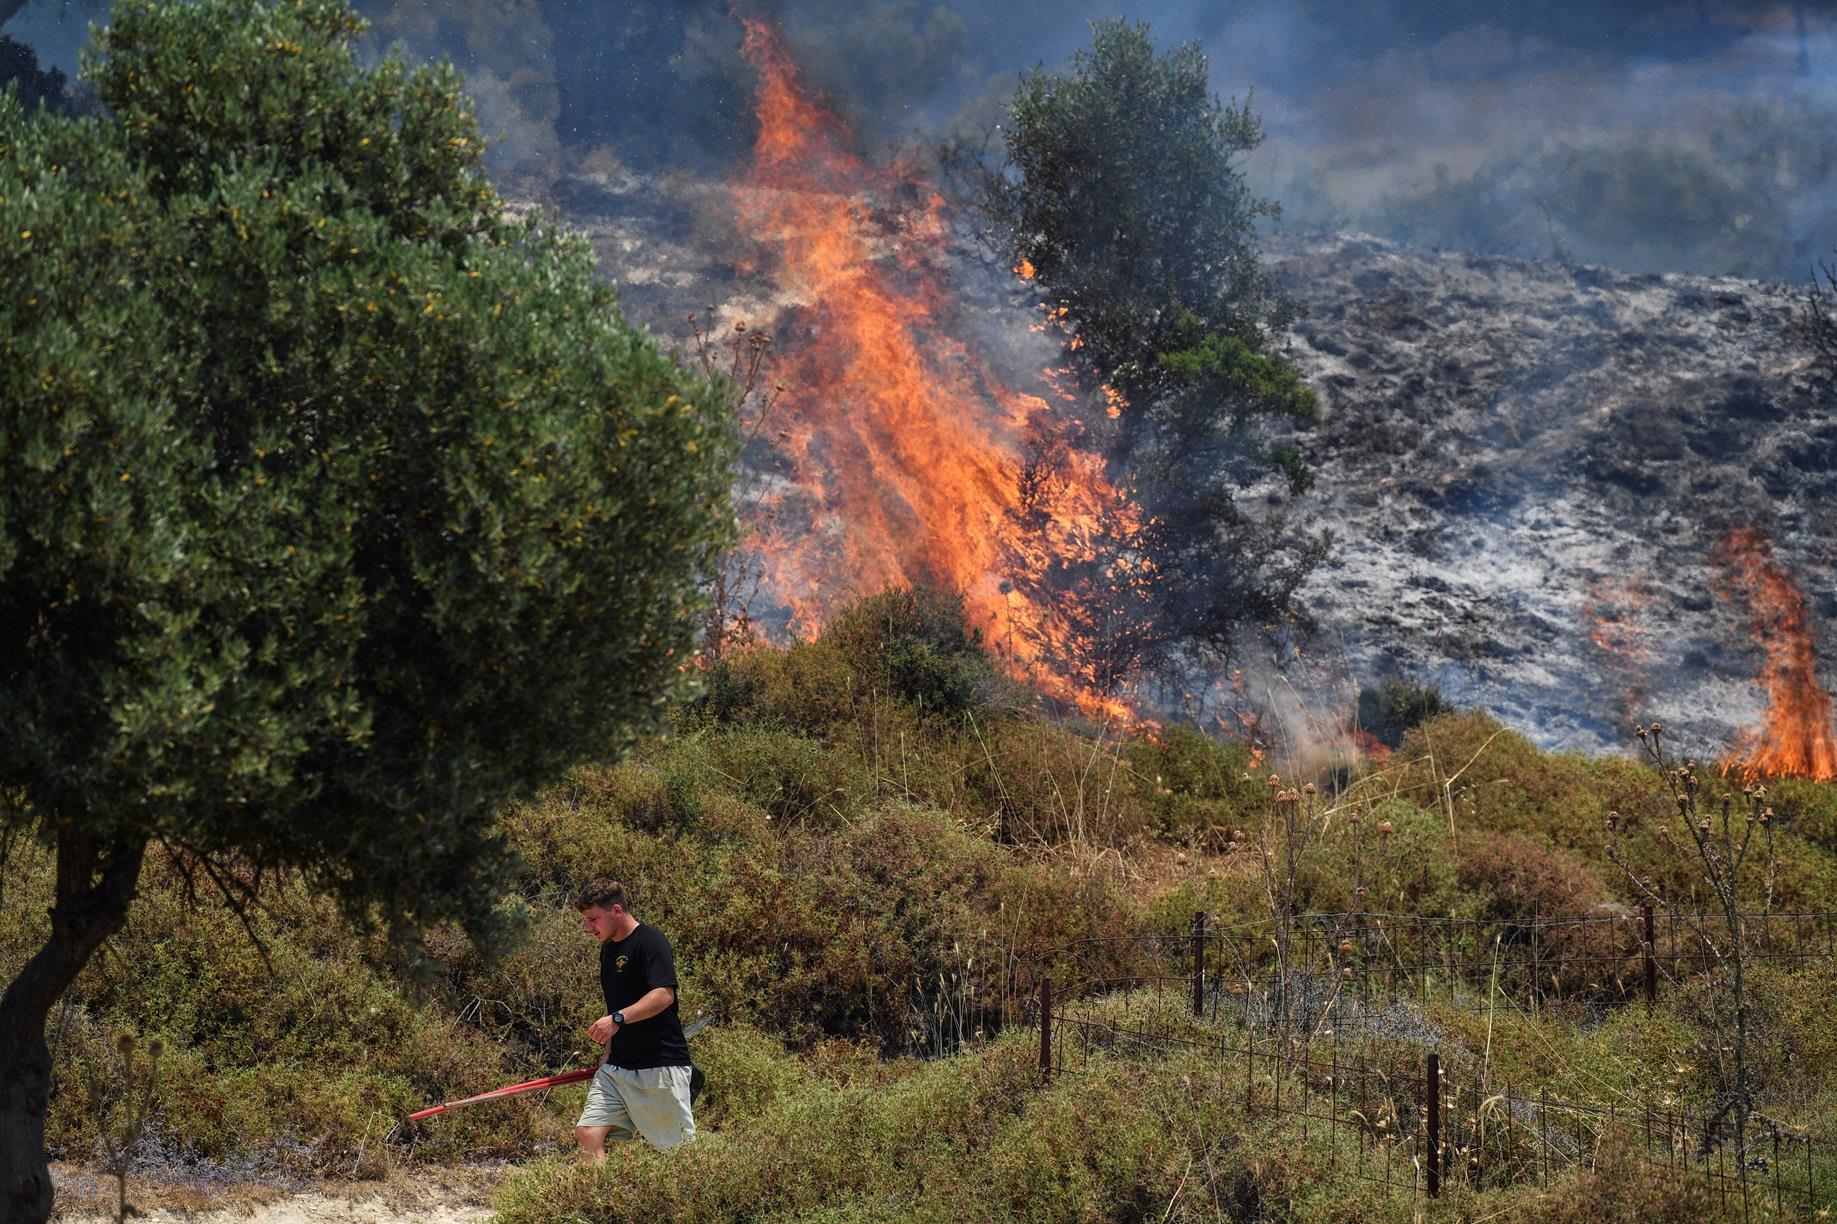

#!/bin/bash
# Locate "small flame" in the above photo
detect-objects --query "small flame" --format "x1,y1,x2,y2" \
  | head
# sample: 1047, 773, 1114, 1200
1711, 527, 1837, 781
1100, 384, 1127, 420
1582, 575, 1651, 724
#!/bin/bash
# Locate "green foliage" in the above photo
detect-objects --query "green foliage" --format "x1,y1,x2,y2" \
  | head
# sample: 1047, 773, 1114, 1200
1398, 713, 1627, 853
0, 0, 735, 949
1127, 724, 1265, 845
1395, 713, 1837, 912
1771, 777, 1837, 859
483, 741, 1128, 1053
494, 1024, 1757, 1224
986, 22, 1287, 382
684, 1023, 803, 1129
818, 586, 999, 720
6, 612, 1836, 1206
1357, 677, 1451, 749
1298, 798, 1458, 915
1455, 832, 1610, 924
690, 640, 860, 731
12, 859, 556, 1169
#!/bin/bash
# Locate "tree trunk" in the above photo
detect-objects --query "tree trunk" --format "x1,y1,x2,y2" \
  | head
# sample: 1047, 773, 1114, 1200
0, 825, 147, 1224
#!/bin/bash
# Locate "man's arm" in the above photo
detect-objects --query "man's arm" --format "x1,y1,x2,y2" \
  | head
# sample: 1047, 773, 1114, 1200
619, 986, 676, 1024
588, 986, 675, 1044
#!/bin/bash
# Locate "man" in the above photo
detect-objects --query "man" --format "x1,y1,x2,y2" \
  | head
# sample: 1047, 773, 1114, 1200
574, 878, 695, 1161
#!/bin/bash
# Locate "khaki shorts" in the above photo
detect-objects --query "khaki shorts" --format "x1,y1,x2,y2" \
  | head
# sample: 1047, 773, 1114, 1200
576, 1063, 696, 1149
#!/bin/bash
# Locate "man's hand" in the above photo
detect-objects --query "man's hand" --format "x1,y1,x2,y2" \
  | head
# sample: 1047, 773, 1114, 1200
589, 1014, 620, 1045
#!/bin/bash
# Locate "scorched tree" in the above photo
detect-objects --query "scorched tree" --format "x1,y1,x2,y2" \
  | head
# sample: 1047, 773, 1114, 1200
961, 20, 1328, 694
0, 1, 735, 1218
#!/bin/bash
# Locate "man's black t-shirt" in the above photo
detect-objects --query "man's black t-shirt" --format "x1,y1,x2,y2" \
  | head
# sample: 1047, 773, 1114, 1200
600, 924, 691, 1070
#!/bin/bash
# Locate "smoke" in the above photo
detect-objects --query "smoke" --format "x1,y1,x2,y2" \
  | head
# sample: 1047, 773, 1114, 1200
12, 1, 1835, 277
673, 1, 1831, 278
1244, 11, 1837, 280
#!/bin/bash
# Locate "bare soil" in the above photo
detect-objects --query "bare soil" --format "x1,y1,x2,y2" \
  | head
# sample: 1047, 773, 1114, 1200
50, 1163, 498, 1223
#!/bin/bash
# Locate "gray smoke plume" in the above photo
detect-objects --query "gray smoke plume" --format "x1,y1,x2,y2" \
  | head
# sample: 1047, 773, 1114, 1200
10, 1, 1833, 277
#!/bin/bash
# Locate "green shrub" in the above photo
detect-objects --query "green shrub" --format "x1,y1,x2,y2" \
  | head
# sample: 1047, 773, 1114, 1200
686, 727, 872, 830
1298, 799, 1457, 915
1357, 678, 1451, 749
1397, 713, 1600, 848
819, 586, 999, 719
964, 717, 1153, 848
1127, 725, 1265, 844
688, 640, 860, 731
1456, 833, 1611, 921
687, 1024, 805, 1129
1769, 779, 1837, 858
1519, 1137, 1737, 1223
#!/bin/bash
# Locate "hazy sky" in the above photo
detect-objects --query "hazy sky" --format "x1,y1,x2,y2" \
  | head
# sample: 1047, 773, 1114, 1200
8, 0, 1835, 277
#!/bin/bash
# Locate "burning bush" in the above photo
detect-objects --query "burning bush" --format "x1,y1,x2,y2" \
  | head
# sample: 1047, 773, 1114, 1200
958, 18, 1329, 694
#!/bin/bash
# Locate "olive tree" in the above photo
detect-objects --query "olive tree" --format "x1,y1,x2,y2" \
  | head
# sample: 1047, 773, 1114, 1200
0, 2, 735, 1217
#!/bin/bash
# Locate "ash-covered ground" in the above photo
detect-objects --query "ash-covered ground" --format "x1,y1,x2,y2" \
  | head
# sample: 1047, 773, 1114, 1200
1271, 231, 1835, 756
527, 168, 1835, 760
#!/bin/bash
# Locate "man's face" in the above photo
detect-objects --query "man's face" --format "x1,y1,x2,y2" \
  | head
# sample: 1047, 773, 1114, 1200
580, 904, 620, 943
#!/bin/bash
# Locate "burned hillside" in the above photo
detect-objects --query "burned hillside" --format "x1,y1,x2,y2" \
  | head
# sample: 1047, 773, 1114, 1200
530, 155, 1834, 761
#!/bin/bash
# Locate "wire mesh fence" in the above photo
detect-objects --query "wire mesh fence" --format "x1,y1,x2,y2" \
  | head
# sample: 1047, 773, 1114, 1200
888, 912, 1837, 1213
1009, 910, 1837, 1215
908, 908, 1837, 1060
1197, 908, 1837, 1017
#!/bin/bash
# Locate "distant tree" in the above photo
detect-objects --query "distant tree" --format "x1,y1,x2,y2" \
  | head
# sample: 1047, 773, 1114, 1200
0, 2, 735, 1218
0, 35, 66, 111
963, 20, 1327, 691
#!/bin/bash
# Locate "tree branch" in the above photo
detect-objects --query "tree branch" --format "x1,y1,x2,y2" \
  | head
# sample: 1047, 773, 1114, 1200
159, 838, 276, 972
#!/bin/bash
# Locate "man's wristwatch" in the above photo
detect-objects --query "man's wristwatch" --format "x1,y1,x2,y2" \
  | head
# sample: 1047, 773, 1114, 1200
612, 1011, 625, 1027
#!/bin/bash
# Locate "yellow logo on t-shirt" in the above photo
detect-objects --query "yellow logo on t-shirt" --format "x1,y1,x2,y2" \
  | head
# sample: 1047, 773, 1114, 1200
615, 955, 630, 972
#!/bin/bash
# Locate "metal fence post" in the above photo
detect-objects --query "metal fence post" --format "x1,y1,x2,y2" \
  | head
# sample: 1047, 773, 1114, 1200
1426, 1051, 1442, 1198
1039, 975, 1053, 1080
1192, 910, 1206, 1020
1642, 903, 1657, 1009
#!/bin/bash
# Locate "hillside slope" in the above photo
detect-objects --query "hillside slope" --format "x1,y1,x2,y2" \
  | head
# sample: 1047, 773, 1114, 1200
529, 169, 1834, 758
1273, 231, 1834, 753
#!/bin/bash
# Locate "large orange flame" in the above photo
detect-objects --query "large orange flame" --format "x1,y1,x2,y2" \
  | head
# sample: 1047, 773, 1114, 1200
1711, 527, 1837, 781
732, 17, 1146, 717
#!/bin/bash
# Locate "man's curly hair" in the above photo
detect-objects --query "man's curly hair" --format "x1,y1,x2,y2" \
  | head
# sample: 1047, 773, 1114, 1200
575, 877, 627, 912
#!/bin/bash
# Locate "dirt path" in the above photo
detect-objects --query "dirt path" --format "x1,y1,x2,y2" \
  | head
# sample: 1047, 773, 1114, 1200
51, 1165, 499, 1223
